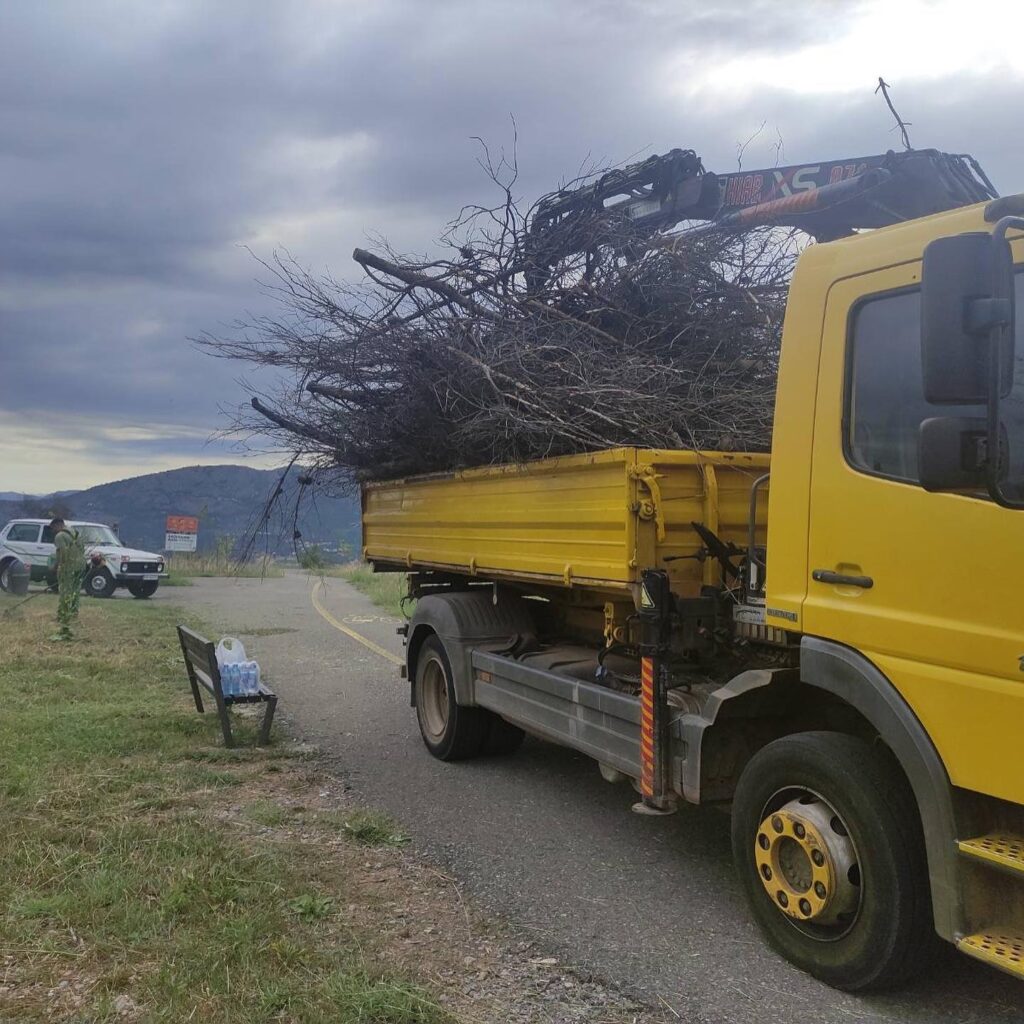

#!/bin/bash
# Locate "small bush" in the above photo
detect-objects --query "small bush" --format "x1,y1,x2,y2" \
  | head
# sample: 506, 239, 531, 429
299, 544, 327, 570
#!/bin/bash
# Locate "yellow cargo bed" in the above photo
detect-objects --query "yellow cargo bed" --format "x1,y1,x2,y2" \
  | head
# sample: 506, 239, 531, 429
362, 447, 769, 597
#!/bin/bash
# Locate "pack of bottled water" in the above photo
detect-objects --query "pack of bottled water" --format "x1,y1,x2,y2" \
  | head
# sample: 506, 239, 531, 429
215, 637, 261, 697
220, 660, 261, 697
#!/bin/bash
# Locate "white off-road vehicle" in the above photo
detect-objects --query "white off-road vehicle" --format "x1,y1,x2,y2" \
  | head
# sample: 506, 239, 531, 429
0, 519, 166, 598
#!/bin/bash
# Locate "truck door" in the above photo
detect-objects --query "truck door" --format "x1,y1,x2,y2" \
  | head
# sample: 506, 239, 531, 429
804, 265, 1024, 805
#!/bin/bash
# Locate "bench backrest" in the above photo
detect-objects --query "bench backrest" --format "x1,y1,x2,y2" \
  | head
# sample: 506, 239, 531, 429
177, 625, 222, 697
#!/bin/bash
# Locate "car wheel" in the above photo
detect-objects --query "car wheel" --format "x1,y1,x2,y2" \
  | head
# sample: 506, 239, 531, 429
731, 731, 935, 992
85, 568, 117, 598
128, 580, 159, 599
0, 560, 11, 592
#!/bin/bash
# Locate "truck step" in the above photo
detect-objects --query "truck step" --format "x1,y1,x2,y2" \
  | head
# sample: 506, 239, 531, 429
958, 832, 1024, 875
958, 929, 1024, 978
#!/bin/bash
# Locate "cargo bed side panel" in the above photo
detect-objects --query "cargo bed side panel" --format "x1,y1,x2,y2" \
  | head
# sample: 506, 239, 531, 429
362, 447, 770, 591
362, 449, 636, 587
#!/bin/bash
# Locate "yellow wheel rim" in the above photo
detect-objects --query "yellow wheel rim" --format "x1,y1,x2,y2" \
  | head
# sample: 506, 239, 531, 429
754, 794, 860, 930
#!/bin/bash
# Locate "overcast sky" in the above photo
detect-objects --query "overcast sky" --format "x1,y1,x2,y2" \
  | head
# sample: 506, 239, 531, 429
2, 0, 1022, 492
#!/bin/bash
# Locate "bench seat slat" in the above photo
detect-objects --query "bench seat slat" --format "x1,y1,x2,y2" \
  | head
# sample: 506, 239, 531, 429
223, 691, 275, 705
193, 666, 217, 693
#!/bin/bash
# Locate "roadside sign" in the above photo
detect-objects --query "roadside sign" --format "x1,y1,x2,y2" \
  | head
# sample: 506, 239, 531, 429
165, 515, 199, 553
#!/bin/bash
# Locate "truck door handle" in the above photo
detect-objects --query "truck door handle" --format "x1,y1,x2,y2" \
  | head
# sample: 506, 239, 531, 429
812, 569, 874, 589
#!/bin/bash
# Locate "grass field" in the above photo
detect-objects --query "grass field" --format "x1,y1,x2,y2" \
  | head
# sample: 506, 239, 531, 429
0, 593, 447, 1023
326, 564, 410, 618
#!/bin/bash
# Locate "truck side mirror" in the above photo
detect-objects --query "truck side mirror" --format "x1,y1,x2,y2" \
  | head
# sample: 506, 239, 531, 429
918, 416, 990, 492
921, 232, 1014, 404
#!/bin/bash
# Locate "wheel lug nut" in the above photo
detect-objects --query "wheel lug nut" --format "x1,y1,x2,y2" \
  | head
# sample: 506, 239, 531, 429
771, 816, 784, 834
799, 898, 812, 916
777, 891, 788, 907
758, 833, 770, 850
811, 849, 825, 867
793, 822, 806, 839
761, 865, 772, 881
814, 881, 827, 898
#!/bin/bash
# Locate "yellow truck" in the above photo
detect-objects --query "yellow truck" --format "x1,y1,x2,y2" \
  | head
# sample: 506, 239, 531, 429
362, 196, 1024, 991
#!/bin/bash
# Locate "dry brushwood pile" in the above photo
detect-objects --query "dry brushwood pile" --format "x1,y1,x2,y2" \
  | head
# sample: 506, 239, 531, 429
204, 162, 800, 483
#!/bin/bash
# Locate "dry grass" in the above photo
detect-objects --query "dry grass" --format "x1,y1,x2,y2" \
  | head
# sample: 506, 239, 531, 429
164, 551, 283, 582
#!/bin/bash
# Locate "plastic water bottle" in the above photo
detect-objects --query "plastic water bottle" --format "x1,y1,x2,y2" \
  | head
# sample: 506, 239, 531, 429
222, 662, 237, 697
247, 661, 261, 695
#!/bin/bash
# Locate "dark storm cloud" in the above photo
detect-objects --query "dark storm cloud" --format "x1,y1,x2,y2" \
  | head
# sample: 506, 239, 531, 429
0, 0, 1020, 489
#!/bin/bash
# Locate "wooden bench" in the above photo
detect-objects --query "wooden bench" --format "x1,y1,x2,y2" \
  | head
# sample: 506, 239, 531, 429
176, 625, 278, 748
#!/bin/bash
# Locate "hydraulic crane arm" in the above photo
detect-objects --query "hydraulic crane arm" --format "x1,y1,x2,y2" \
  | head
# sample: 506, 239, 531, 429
526, 147, 998, 280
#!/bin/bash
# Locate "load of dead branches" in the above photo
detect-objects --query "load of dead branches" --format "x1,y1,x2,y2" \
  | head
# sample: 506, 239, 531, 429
202, 158, 799, 483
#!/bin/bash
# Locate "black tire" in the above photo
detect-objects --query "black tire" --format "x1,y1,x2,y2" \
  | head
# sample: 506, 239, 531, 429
483, 714, 526, 755
0, 560, 12, 593
414, 636, 497, 761
84, 568, 117, 598
128, 580, 159, 599
731, 731, 934, 992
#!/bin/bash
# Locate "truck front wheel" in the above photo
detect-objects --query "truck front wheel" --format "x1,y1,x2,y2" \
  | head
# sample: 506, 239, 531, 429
128, 580, 159, 599
730, 731, 934, 992
415, 636, 523, 760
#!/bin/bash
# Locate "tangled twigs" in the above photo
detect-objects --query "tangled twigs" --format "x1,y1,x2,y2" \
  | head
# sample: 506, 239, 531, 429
200, 155, 800, 483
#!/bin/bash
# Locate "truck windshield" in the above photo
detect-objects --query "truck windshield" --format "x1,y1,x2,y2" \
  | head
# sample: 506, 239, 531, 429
74, 525, 120, 546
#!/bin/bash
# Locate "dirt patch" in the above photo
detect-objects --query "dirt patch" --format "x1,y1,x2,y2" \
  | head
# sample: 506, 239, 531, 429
215, 738, 667, 1024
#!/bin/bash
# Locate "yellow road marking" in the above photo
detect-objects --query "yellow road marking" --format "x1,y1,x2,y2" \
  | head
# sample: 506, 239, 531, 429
310, 580, 404, 666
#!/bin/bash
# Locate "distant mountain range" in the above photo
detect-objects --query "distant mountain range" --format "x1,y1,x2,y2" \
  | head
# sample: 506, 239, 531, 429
0, 489, 80, 501
0, 465, 361, 558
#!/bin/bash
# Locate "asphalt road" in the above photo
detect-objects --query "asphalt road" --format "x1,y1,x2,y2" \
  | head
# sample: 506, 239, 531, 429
165, 573, 1024, 1024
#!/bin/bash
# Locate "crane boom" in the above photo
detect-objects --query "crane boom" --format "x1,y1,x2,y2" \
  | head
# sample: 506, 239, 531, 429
526, 147, 997, 282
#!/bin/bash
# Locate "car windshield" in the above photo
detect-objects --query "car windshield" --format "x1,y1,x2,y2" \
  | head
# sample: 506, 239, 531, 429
73, 525, 120, 546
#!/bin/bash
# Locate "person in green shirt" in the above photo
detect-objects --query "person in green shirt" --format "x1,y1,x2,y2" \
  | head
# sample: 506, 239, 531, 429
46, 520, 83, 593
47, 518, 86, 636
46, 517, 75, 591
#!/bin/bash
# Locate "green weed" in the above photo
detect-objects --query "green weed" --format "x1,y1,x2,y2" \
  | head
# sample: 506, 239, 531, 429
287, 893, 334, 922
342, 809, 411, 848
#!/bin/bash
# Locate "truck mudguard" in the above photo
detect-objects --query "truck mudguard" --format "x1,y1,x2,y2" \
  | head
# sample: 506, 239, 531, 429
800, 636, 961, 940
405, 592, 537, 705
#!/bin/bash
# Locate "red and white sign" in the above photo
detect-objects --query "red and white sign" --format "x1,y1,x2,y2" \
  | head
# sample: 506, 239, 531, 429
165, 515, 199, 552
166, 515, 199, 533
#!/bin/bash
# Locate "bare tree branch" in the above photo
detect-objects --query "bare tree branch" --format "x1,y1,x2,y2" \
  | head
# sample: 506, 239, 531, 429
201, 153, 802, 483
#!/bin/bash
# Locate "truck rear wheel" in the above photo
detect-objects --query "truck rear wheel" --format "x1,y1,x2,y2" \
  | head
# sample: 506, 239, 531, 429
483, 714, 526, 756
415, 636, 523, 760
730, 731, 934, 992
